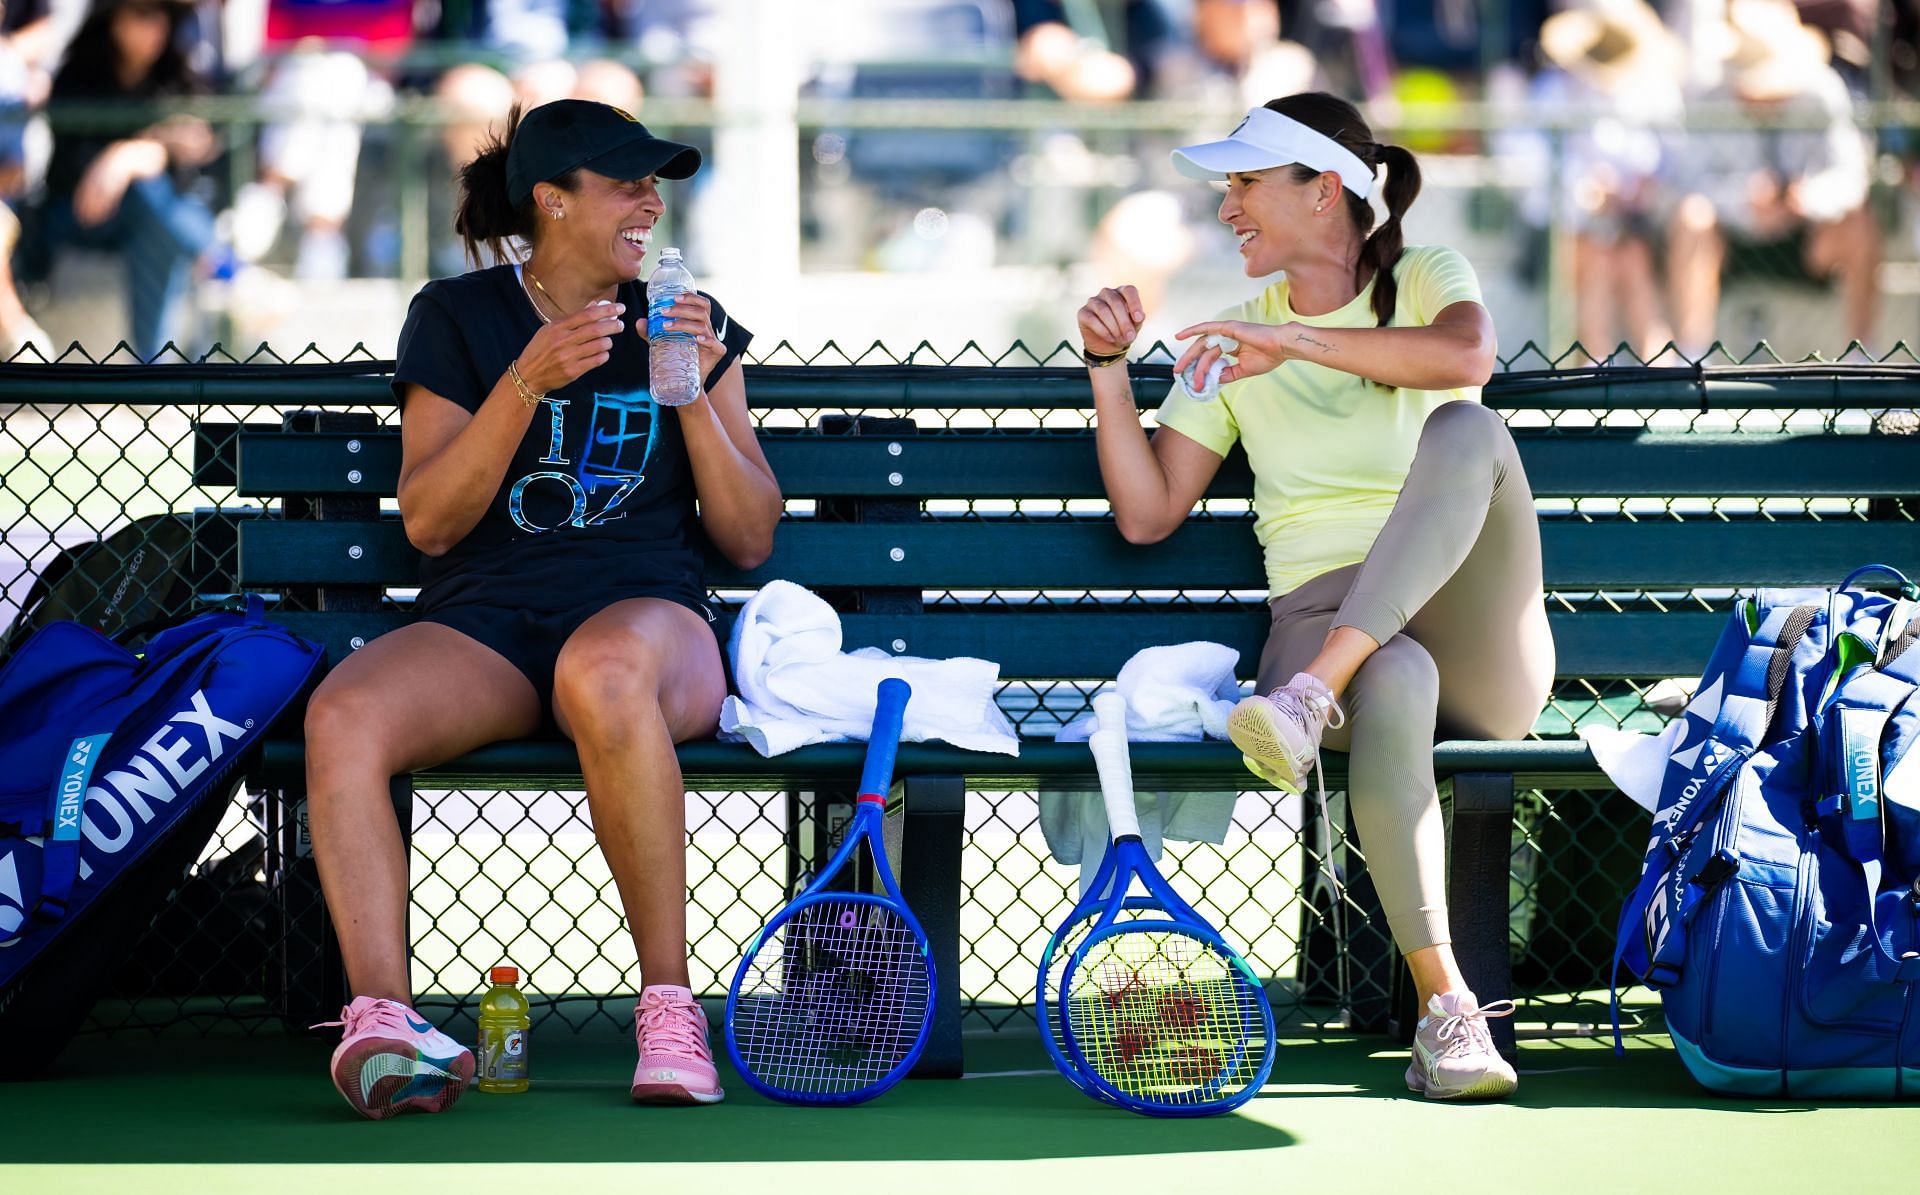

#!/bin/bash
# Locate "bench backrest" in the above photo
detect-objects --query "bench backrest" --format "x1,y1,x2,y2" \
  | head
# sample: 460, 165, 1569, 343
192, 365, 1920, 691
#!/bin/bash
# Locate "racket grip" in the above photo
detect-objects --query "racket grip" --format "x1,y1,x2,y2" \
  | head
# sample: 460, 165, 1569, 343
859, 677, 912, 797
1088, 695, 1140, 841
1092, 691, 1127, 737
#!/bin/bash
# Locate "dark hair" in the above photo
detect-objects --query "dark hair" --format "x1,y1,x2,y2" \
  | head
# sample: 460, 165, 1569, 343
453, 104, 579, 268
1263, 92, 1421, 328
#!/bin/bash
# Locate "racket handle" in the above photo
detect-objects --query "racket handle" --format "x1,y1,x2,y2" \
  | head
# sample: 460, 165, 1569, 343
1088, 695, 1140, 842
859, 677, 912, 797
1092, 690, 1127, 738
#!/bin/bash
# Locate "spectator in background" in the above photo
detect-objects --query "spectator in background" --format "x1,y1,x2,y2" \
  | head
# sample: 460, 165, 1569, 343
1530, 0, 1681, 358
40, 0, 217, 357
227, 0, 411, 279
0, 0, 62, 353
1012, 0, 1171, 101
1664, 0, 1878, 353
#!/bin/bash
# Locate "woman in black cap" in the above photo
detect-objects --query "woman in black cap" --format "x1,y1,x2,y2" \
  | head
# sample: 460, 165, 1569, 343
304, 100, 780, 1118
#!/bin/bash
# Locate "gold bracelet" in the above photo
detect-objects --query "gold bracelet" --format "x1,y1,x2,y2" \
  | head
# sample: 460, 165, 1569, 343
1081, 344, 1129, 368
508, 360, 546, 407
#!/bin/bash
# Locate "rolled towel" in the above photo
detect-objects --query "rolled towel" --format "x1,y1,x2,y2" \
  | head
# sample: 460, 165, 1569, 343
1176, 335, 1239, 402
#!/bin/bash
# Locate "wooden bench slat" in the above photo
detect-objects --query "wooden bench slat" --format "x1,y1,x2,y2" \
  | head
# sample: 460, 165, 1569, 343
267, 607, 1727, 680
227, 429, 1920, 500
239, 517, 1920, 591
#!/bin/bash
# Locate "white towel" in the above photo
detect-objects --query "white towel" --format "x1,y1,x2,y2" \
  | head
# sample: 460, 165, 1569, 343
1175, 335, 1239, 402
1041, 641, 1245, 894
1055, 641, 1243, 742
1578, 723, 1681, 814
718, 580, 1018, 757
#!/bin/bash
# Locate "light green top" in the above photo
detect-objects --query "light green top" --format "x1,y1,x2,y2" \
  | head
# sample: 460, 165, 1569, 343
1153, 244, 1487, 597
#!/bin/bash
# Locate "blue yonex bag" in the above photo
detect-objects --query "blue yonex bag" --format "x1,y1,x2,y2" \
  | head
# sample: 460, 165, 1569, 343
1613, 564, 1920, 1098
0, 596, 324, 1076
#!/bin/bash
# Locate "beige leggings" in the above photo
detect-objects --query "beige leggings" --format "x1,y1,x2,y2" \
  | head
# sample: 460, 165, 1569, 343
1255, 401, 1556, 952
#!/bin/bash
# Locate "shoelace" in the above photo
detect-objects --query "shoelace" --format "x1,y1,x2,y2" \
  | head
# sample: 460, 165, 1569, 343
1263, 679, 1352, 1014
310, 997, 409, 1036
1434, 999, 1516, 1059
637, 994, 711, 1061
1266, 682, 1349, 909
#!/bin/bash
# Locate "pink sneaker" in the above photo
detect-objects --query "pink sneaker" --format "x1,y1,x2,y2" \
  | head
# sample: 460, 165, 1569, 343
1405, 991, 1519, 1101
1227, 672, 1346, 794
316, 996, 474, 1120
630, 985, 724, 1105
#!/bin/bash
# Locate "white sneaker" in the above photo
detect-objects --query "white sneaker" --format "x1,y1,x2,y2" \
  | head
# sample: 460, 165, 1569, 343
1405, 991, 1518, 1101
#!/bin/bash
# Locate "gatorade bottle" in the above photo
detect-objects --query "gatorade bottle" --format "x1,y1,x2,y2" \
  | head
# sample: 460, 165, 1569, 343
646, 247, 701, 407
477, 965, 531, 1093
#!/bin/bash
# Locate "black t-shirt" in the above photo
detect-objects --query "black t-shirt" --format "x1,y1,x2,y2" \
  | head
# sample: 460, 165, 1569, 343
391, 263, 752, 615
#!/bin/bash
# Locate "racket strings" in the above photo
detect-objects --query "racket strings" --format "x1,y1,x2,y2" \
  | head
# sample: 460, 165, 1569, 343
1064, 931, 1269, 1107
1041, 906, 1165, 1074
731, 897, 933, 1095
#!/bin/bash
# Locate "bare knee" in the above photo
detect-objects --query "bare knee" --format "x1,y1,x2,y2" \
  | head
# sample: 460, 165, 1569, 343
552, 632, 665, 732
1670, 194, 1719, 240
303, 680, 402, 792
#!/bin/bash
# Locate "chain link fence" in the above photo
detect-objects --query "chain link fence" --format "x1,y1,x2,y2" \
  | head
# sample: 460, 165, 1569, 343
2, 340, 1914, 1044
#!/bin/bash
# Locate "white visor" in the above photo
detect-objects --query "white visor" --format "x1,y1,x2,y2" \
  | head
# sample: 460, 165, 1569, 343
1171, 107, 1374, 201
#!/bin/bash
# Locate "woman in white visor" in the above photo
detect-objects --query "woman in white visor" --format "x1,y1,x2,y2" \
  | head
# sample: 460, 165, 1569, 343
1077, 92, 1554, 1101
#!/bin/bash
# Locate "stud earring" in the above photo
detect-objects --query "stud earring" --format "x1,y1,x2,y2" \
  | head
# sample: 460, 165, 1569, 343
551, 208, 564, 221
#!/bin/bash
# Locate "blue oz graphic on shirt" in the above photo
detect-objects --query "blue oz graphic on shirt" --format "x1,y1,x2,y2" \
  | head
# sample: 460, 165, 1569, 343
538, 397, 571, 465
582, 389, 657, 485
507, 389, 656, 533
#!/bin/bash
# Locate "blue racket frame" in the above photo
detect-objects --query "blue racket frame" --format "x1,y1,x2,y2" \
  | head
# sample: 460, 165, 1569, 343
722, 678, 937, 1106
1035, 843, 1164, 1104
1055, 836, 1277, 1117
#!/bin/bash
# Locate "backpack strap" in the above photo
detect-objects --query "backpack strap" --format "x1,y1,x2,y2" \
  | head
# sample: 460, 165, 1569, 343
26, 732, 115, 935
1815, 661, 1920, 983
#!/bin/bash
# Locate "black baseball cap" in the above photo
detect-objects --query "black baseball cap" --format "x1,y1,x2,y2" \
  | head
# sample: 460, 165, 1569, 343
506, 100, 702, 207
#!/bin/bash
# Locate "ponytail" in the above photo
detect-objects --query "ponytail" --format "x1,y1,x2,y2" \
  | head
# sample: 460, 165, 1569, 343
454, 104, 582, 269
1264, 92, 1425, 327
1356, 143, 1420, 327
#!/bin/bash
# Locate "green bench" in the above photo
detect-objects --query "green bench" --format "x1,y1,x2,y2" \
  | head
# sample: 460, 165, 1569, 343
173, 359, 1920, 1069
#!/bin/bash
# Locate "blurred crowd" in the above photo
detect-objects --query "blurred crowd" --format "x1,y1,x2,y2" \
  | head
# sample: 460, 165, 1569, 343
1, 0, 1916, 358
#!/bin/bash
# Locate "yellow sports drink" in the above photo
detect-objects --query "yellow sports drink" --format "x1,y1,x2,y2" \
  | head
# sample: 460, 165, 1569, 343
477, 965, 530, 1093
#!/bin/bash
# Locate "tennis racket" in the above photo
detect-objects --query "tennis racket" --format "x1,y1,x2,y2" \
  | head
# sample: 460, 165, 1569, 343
1036, 699, 1160, 1102
1056, 692, 1276, 1116
724, 677, 935, 1105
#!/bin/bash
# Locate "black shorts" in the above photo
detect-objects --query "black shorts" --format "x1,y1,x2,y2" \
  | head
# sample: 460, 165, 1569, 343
421, 593, 718, 719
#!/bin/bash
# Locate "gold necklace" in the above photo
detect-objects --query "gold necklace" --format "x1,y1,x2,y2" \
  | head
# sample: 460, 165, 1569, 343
523, 265, 619, 326
520, 266, 558, 325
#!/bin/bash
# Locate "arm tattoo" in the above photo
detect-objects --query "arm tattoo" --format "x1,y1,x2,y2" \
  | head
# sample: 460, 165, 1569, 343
1294, 331, 1337, 354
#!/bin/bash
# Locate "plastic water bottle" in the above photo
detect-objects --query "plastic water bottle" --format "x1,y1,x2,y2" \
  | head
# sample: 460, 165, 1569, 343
477, 965, 530, 1093
647, 247, 701, 407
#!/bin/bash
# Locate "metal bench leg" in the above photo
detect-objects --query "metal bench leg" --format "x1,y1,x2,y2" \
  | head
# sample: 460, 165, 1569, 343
900, 773, 965, 1078
1443, 771, 1517, 1063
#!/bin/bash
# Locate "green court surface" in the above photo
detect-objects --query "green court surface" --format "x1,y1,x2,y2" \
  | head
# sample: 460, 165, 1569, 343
3, 1023, 1910, 1195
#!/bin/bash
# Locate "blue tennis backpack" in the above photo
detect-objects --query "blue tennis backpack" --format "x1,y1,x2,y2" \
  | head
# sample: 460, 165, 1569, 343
0, 597, 324, 1076
1613, 565, 1920, 1098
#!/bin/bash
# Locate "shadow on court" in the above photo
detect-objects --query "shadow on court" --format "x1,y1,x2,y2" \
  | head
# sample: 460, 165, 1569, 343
0, 1029, 1296, 1163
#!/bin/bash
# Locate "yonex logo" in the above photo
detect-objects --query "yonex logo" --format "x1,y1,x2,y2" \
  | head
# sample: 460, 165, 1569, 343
71, 690, 247, 878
